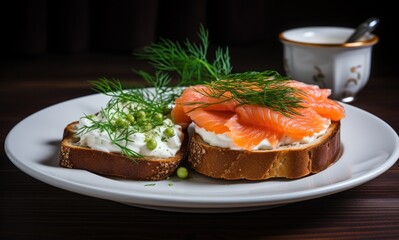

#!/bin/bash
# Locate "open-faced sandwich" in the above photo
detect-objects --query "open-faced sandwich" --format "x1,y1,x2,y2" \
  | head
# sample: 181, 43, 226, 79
58, 25, 218, 181
59, 25, 345, 181
171, 72, 345, 180
59, 79, 188, 181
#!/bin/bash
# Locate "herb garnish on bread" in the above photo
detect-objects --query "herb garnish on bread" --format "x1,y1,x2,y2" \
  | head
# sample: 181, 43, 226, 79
171, 74, 345, 180
59, 78, 188, 181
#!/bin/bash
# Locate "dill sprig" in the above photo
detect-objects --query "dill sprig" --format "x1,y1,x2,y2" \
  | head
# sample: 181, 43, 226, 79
133, 25, 305, 116
134, 24, 232, 86
193, 71, 305, 117
79, 75, 180, 159
90, 75, 175, 114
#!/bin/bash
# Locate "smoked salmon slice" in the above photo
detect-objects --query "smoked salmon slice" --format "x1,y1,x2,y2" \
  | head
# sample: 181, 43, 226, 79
234, 104, 329, 140
171, 85, 237, 125
171, 80, 345, 150
187, 108, 233, 134
225, 114, 283, 150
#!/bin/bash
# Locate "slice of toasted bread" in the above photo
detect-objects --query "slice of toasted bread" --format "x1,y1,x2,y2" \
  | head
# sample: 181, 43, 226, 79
59, 121, 187, 181
187, 121, 341, 180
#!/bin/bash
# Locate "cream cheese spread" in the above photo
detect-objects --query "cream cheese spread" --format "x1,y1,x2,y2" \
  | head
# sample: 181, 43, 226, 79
77, 101, 183, 158
194, 121, 330, 150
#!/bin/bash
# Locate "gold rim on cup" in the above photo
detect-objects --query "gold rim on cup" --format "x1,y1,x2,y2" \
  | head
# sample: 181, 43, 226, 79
279, 32, 379, 48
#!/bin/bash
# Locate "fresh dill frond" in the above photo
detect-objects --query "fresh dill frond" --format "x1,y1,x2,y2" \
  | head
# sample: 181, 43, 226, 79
134, 24, 231, 86
132, 70, 182, 104
89, 77, 174, 115
80, 77, 181, 159
191, 71, 305, 117
132, 25, 304, 116
213, 47, 232, 77
90, 77, 126, 100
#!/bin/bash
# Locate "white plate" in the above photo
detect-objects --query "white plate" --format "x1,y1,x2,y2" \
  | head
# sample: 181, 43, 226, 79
5, 93, 399, 213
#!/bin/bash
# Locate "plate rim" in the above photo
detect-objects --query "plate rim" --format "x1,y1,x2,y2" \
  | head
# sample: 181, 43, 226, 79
5, 93, 399, 212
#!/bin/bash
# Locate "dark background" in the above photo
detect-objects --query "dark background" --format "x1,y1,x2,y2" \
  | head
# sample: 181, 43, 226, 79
1, 1, 398, 239
0, 0, 396, 76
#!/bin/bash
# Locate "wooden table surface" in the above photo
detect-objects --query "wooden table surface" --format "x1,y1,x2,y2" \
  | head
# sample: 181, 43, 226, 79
1, 51, 398, 239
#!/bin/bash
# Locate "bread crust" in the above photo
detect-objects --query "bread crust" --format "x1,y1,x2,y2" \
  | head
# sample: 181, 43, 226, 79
59, 121, 187, 181
188, 121, 341, 180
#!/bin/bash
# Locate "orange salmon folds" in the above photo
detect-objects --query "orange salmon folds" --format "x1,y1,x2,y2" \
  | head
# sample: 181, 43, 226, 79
171, 81, 345, 149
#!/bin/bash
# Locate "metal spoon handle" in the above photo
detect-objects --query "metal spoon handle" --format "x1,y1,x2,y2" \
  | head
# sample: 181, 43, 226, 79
346, 17, 379, 43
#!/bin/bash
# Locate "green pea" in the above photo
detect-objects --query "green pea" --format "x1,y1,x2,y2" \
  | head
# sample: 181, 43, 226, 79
136, 111, 146, 119
143, 123, 153, 131
153, 113, 163, 122
176, 167, 188, 179
146, 139, 157, 150
164, 127, 175, 137
115, 118, 129, 128
126, 114, 135, 124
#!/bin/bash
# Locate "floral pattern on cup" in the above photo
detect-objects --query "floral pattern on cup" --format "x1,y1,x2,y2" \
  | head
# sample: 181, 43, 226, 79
345, 65, 362, 87
342, 65, 362, 100
312, 66, 327, 88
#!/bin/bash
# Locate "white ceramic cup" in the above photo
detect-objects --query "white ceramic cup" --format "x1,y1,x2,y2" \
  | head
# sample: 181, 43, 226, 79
279, 27, 379, 102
